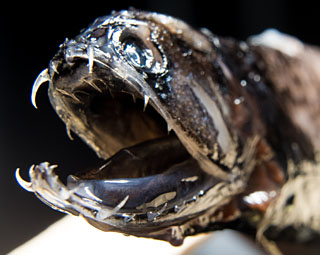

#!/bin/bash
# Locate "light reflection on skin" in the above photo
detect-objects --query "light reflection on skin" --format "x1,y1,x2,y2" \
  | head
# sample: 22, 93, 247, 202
243, 190, 277, 205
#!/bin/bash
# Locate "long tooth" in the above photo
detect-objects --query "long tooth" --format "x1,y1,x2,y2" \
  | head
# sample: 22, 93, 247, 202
114, 195, 130, 212
132, 94, 136, 103
82, 79, 102, 93
56, 88, 81, 103
68, 174, 80, 182
143, 95, 150, 111
96, 195, 129, 220
87, 45, 94, 73
31, 68, 51, 109
48, 164, 58, 173
167, 123, 173, 133
65, 120, 74, 140
15, 168, 34, 192
50, 60, 60, 75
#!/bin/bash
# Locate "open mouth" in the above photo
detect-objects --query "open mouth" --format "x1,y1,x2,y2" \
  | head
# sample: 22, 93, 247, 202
14, 11, 250, 245
17, 57, 220, 231
53, 63, 208, 212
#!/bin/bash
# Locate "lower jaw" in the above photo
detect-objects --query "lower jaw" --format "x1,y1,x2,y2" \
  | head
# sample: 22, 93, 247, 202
65, 134, 214, 211
15, 131, 238, 247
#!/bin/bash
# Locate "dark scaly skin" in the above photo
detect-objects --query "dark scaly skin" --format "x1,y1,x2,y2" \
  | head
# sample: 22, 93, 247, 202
16, 10, 320, 253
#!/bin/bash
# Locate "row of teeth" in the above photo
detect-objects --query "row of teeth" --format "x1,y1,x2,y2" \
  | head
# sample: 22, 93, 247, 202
15, 163, 130, 222
15, 162, 183, 223
31, 68, 173, 136
31, 38, 108, 109
31, 68, 150, 108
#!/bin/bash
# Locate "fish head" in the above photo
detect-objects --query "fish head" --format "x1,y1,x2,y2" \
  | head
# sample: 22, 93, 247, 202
22, 10, 253, 245
48, 10, 239, 176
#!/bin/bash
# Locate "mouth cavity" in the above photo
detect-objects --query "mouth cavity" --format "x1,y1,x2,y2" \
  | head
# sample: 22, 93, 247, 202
39, 62, 215, 216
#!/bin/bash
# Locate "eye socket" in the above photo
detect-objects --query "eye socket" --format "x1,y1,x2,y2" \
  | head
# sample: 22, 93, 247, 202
109, 24, 167, 74
123, 39, 154, 70
117, 28, 166, 74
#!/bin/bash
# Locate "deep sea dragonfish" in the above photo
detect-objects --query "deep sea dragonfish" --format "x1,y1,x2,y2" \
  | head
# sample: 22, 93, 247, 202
16, 9, 320, 254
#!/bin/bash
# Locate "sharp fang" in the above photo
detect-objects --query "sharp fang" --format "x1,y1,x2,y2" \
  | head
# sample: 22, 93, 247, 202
15, 168, 34, 192
114, 195, 130, 212
96, 195, 130, 220
87, 45, 94, 73
31, 68, 51, 109
82, 79, 102, 93
144, 95, 150, 111
167, 123, 173, 133
56, 88, 81, 103
48, 164, 58, 173
65, 120, 74, 140
50, 60, 60, 75
132, 94, 136, 103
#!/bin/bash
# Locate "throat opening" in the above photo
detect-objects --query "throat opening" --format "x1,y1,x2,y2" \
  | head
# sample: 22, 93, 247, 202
83, 89, 169, 159
65, 84, 191, 180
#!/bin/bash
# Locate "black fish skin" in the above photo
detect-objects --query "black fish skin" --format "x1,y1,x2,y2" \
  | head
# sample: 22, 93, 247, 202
17, 10, 320, 253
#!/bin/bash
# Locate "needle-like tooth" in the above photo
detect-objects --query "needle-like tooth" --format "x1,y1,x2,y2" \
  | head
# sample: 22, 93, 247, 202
68, 174, 80, 182
114, 195, 130, 212
96, 195, 130, 220
56, 88, 81, 103
144, 95, 150, 111
31, 68, 51, 109
50, 60, 60, 75
48, 164, 58, 173
167, 123, 173, 133
65, 120, 74, 140
87, 45, 94, 73
82, 79, 102, 93
15, 168, 34, 192
132, 94, 136, 103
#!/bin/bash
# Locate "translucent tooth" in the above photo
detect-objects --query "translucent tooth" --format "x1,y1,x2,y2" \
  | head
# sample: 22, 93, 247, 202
82, 79, 102, 93
68, 174, 80, 182
132, 94, 136, 103
96, 195, 129, 220
56, 88, 81, 103
15, 168, 33, 192
50, 60, 60, 75
114, 195, 130, 212
87, 45, 94, 73
143, 95, 150, 111
31, 68, 50, 109
65, 120, 74, 140
167, 123, 173, 133
48, 164, 58, 173
147, 203, 167, 222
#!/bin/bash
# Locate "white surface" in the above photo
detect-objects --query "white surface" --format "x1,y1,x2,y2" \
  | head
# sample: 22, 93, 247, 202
7, 216, 207, 255
249, 29, 304, 57
8, 215, 265, 255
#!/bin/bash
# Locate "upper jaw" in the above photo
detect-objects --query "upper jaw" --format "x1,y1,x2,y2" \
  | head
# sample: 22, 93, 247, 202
31, 10, 234, 181
48, 40, 167, 159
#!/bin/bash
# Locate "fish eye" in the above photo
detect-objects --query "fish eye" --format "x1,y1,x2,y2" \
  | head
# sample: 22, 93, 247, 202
123, 39, 154, 70
116, 26, 166, 74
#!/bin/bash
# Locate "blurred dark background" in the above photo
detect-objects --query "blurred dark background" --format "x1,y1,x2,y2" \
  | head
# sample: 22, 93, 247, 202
1, 0, 320, 254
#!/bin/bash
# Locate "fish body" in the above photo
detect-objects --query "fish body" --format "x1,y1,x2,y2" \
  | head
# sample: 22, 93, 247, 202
16, 10, 320, 252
